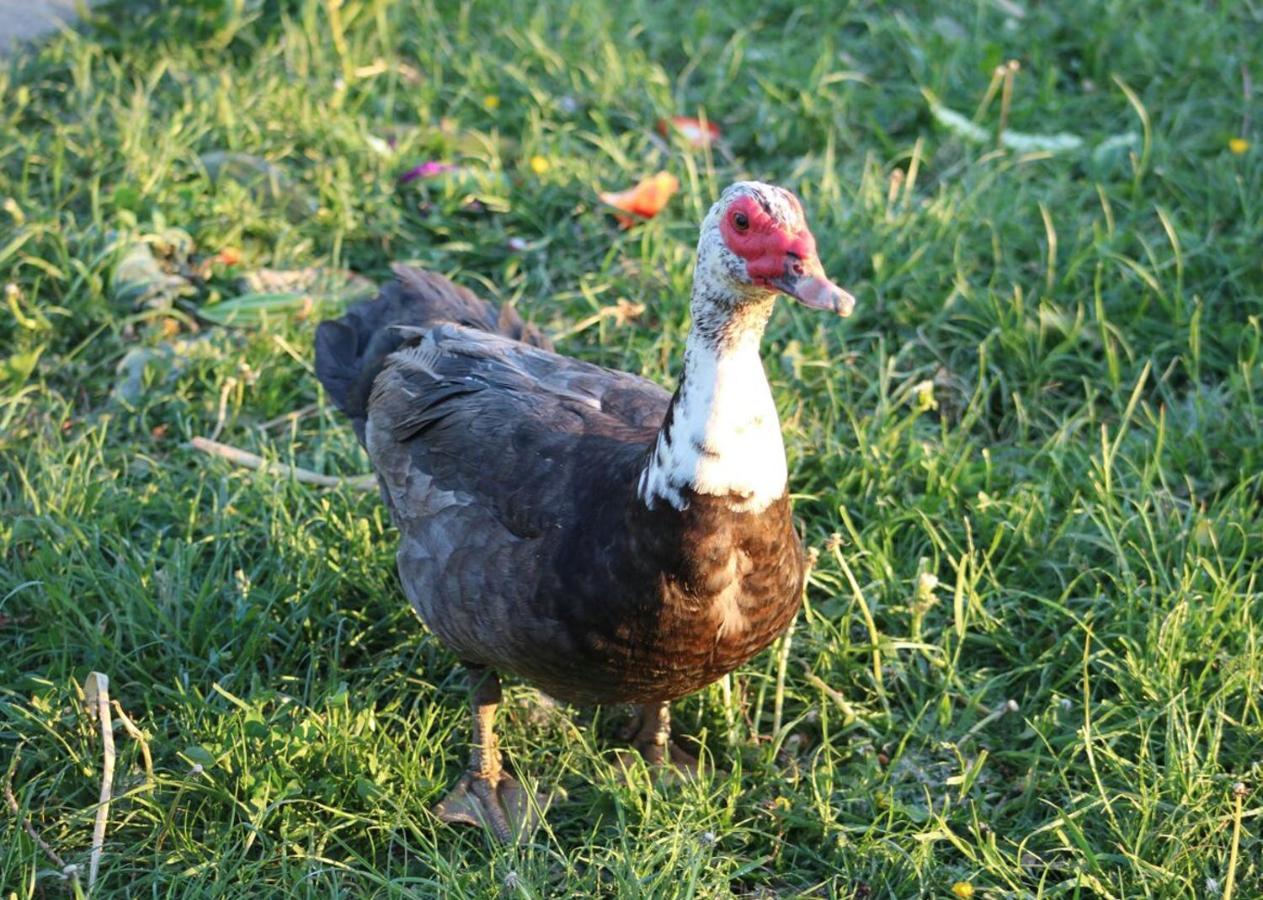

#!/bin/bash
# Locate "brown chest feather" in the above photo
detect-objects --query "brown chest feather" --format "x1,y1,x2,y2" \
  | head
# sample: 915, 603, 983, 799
515, 490, 805, 705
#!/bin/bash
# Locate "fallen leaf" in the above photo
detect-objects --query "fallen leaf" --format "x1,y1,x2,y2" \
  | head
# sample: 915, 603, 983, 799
198, 291, 314, 326
1091, 132, 1140, 166
658, 116, 721, 149
111, 338, 211, 406
365, 134, 393, 157
598, 172, 679, 228
112, 230, 197, 310
925, 92, 1138, 159
610, 298, 645, 326
200, 267, 376, 326
399, 161, 462, 183
201, 151, 316, 220
400, 162, 512, 217
238, 266, 375, 302
395, 63, 423, 84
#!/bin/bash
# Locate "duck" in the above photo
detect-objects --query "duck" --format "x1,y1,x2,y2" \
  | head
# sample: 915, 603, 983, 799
314, 181, 855, 842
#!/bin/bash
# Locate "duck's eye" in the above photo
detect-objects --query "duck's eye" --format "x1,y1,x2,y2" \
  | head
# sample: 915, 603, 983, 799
732, 211, 749, 231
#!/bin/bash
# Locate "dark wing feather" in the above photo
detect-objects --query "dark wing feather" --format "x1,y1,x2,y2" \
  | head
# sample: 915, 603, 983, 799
317, 265, 678, 682
314, 264, 551, 441
367, 323, 668, 537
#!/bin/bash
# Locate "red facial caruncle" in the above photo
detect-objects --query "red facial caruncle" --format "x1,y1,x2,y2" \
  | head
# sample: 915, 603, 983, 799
718, 192, 855, 315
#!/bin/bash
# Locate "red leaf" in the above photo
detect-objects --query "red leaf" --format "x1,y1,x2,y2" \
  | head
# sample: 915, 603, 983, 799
657, 116, 722, 149
598, 172, 680, 228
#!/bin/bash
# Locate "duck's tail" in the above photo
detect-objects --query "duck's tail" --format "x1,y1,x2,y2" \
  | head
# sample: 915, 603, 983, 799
314, 264, 551, 443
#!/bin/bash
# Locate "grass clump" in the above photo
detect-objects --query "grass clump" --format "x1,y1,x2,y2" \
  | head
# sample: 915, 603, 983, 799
2, 0, 1261, 896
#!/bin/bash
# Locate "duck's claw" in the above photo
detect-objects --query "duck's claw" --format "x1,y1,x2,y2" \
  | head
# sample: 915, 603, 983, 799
615, 701, 723, 783
433, 770, 547, 844
614, 741, 708, 784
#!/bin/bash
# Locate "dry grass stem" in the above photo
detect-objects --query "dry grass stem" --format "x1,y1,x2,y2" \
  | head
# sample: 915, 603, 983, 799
84, 672, 115, 892
189, 436, 377, 490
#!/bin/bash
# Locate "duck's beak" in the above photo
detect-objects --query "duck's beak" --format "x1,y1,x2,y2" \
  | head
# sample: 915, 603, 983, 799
770, 255, 855, 316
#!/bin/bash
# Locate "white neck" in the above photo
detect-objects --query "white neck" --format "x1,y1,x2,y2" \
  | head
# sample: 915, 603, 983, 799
637, 298, 787, 513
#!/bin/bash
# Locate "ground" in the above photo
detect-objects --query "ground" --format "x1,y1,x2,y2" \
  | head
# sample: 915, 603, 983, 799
0, 0, 95, 56
1, 1, 1260, 897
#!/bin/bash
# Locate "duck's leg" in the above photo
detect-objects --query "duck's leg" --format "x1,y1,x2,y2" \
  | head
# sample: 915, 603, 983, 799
433, 667, 541, 842
622, 701, 703, 775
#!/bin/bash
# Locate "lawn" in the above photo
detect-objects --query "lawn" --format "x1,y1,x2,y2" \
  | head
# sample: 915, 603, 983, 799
2, 0, 1261, 896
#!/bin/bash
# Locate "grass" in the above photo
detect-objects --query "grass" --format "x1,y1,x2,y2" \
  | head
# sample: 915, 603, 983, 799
1, 0, 1261, 895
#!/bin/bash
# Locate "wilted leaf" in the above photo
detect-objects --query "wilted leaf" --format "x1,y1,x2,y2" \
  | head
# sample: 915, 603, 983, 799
598, 171, 679, 228
924, 94, 1104, 154
1091, 132, 1141, 168
112, 230, 198, 310
201, 151, 316, 220
364, 134, 393, 157
198, 291, 313, 326
399, 161, 462, 183
239, 266, 376, 302
111, 337, 213, 406
658, 116, 721, 149
200, 266, 378, 326
400, 163, 512, 215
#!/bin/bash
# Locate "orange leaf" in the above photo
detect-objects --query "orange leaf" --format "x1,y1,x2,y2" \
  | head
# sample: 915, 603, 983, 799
598, 172, 679, 228
658, 116, 722, 149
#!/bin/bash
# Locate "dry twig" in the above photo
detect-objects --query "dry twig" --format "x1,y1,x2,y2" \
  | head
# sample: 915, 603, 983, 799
84, 672, 115, 892
258, 403, 320, 433
189, 436, 377, 490
549, 299, 645, 342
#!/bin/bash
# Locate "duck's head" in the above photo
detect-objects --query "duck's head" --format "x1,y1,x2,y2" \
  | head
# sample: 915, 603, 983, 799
693, 181, 855, 322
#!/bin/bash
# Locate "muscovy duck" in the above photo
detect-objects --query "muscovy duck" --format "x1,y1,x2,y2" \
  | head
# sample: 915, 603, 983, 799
315, 181, 854, 841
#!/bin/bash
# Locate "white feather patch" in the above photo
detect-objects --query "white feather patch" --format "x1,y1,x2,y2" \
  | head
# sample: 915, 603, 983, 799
640, 337, 787, 513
